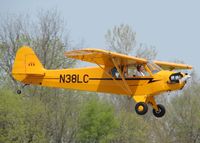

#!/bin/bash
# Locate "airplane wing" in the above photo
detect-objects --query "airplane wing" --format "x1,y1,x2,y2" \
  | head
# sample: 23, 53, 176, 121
65, 48, 147, 66
154, 60, 192, 70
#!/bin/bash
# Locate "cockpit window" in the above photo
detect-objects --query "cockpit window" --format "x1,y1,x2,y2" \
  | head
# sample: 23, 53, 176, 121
110, 62, 161, 78
111, 67, 120, 78
147, 62, 162, 74
110, 64, 149, 78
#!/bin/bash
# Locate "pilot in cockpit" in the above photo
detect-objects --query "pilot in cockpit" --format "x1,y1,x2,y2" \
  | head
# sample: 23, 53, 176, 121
135, 65, 145, 76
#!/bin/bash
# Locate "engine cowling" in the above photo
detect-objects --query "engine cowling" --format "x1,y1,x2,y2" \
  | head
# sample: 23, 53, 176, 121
169, 72, 183, 83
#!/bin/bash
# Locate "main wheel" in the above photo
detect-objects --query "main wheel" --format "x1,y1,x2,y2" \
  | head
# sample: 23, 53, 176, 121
135, 102, 148, 115
152, 104, 165, 118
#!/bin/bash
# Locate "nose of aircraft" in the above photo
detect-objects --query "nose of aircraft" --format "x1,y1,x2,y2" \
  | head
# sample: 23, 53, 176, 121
169, 72, 191, 84
179, 74, 191, 83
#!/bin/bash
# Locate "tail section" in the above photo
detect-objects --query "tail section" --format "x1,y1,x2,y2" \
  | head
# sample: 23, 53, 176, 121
12, 46, 45, 81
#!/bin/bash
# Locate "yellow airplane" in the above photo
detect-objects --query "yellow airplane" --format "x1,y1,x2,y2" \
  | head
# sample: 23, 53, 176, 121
12, 46, 192, 118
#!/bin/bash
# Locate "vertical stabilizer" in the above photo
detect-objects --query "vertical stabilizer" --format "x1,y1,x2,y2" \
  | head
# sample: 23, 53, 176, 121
12, 46, 45, 81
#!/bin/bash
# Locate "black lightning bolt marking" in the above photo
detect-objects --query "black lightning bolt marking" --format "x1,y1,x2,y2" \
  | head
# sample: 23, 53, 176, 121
89, 77, 160, 83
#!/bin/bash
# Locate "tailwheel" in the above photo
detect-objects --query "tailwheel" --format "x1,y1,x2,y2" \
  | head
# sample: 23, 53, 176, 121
152, 104, 165, 118
16, 84, 29, 95
17, 90, 22, 94
135, 102, 148, 115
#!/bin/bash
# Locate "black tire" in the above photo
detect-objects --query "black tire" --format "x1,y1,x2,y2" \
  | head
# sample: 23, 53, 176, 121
135, 102, 148, 115
17, 90, 21, 94
152, 104, 166, 118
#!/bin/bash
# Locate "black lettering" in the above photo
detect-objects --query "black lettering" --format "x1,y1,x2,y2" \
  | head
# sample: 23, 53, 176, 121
60, 74, 89, 83
83, 74, 89, 83
77, 75, 83, 83
60, 74, 65, 83
72, 74, 76, 83
66, 74, 70, 83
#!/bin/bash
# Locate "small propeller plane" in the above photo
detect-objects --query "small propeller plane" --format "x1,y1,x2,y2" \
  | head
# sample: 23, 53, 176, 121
12, 46, 192, 118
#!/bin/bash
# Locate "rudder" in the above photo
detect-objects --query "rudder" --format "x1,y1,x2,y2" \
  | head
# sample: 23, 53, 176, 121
12, 46, 45, 81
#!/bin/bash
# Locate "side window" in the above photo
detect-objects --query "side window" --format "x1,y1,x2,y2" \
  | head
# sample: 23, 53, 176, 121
111, 67, 119, 78
110, 65, 151, 78
110, 66, 127, 78
147, 62, 161, 74
127, 65, 150, 77
127, 65, 136, 77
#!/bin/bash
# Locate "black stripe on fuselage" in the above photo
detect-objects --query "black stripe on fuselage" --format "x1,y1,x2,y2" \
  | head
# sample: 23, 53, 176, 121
89, 77, 152, 80
89, 77, 160, 84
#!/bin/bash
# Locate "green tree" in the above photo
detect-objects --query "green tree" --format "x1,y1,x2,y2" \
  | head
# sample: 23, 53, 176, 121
112, 110, 149, 143
0, 88, 48, 143
77, 97, 118, 143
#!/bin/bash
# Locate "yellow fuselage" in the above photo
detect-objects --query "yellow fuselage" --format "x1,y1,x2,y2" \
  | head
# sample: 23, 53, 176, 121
13, 66, 185, 97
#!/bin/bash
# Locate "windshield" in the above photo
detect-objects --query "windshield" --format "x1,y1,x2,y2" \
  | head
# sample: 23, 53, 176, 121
147, 62, 162, 74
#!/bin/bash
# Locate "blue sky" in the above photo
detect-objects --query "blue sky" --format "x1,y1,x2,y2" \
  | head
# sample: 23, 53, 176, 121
1, 0, 199, 73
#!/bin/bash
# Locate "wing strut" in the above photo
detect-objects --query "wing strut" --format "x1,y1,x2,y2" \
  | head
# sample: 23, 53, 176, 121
95, 63, 131, 95
111, 57, 133, 96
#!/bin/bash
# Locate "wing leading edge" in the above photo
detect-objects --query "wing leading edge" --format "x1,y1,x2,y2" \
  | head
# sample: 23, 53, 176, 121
154, 60, 192, 70
65, 48, 147, 66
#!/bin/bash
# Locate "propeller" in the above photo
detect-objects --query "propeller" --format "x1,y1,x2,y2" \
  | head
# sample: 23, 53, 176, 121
179, 74, 191, 83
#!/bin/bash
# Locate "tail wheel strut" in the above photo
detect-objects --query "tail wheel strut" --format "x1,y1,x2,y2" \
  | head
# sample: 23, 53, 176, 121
16, 84, 29, 95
